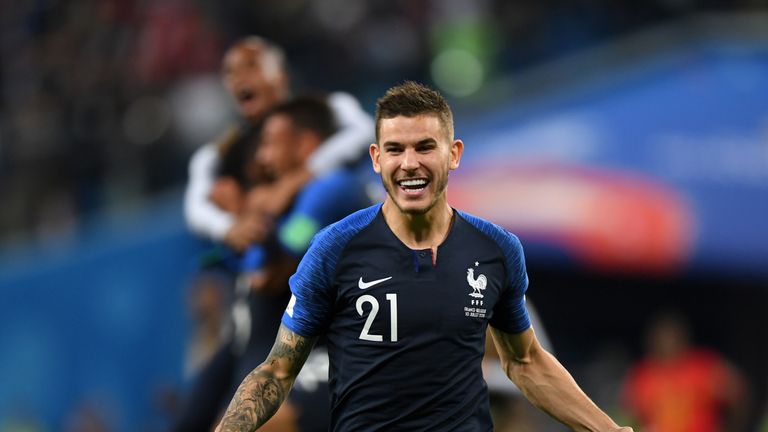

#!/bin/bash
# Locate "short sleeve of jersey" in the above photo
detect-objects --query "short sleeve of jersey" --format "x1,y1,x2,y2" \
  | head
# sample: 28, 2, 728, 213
489, 232, 531, 334
457, 211, 531, 334
282, 205, 381, 337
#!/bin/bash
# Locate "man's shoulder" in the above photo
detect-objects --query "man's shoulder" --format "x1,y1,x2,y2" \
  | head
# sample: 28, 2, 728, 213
311, 203, 381, 248
304, 167, 357, 192
295, 204, 380, 279
289, 167, 369, 214
455, 209, 526, 266
455, 209, 522, 247
294, 167, 374, 211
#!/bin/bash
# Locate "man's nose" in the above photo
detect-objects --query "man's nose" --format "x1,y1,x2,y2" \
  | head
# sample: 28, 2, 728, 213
401, 148, 419, 171
257, 147, 272, 165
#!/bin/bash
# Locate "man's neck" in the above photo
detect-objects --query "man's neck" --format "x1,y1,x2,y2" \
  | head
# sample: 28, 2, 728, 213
381, 199, 454, 251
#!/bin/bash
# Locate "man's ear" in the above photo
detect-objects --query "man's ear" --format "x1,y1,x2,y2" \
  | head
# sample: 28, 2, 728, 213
450, 139, 464, 170
369, 143, 381, 173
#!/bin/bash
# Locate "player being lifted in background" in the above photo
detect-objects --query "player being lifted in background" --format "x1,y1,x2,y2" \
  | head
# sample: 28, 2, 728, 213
183, 36, 374, 252
215, 81, 632, 431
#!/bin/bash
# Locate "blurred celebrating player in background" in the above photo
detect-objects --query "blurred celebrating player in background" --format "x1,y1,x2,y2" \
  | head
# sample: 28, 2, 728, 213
227, 95, 372, 432
174, 36, 374, 432
215, 82, 632, 431
183, 36, 374, 251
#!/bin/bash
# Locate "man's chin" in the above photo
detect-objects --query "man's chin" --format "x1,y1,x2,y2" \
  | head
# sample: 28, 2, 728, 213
398, 209, 426, 217
383, 185, 436, 215
392, 199, 432, 216
240, 105, 265, 122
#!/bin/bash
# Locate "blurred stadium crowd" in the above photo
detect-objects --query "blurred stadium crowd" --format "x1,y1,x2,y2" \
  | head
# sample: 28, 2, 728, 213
1, 1, 767, 431
1, 0, 763, 245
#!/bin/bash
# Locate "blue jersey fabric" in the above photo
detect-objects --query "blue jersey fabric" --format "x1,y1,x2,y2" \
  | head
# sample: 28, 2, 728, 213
234, 167, 372, 379
282, 204, 531, 431
279, 168, 372, 257
240, 168, 371, 272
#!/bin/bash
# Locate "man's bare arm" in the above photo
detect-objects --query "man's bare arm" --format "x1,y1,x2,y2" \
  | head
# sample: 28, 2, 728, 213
216, 324, 317, 432
490, 326, 632, 432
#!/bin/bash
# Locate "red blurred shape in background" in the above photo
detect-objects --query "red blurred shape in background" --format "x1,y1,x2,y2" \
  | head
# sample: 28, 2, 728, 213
450, 161, 695, 274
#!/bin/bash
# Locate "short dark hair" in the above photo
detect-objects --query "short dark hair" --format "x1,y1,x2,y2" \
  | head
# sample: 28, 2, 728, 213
375, 81, 453, 142
266, 94, 337, 141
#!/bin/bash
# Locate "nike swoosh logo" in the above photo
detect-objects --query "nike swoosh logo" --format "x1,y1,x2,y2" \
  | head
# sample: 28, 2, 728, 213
358, 276, 393, 289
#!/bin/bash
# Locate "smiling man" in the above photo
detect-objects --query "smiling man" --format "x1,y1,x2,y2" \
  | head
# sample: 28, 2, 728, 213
215, 81, 632, 432
375, 113, 455, 214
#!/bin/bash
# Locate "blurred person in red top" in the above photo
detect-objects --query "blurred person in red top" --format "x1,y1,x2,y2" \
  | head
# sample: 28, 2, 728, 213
622, 312, 749, 432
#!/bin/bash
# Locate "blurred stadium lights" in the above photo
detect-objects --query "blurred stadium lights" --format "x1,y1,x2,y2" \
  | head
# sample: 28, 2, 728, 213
431, 48, 485, 97
168, 76, 233, 151
428, 5, 499, 98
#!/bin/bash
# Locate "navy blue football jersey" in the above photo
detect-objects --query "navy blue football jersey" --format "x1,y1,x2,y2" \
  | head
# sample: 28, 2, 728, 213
282, 204, 531, 431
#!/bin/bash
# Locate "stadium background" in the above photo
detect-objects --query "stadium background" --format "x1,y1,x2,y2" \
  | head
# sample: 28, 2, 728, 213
0, 1, 766, 430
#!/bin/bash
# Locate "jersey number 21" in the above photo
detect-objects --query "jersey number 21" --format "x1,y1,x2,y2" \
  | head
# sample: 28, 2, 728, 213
356, 294, 398, 342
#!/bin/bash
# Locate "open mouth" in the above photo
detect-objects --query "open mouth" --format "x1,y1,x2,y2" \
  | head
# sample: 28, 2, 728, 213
397, 178, 429, 194
237, 88, 258, 104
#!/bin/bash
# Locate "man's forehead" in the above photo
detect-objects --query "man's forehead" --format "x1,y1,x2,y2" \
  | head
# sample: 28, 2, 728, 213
263, 114, 293, 133
379, 114, 444, 141
224, 42, 265, 63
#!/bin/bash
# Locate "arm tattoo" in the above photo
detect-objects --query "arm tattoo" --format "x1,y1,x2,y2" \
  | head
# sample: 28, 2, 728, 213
218, 369, 284, 431
218, 324, 317, 431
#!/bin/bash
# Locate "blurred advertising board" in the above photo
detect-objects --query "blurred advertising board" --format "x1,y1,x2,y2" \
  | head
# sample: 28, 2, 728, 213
452, 41, 768, 276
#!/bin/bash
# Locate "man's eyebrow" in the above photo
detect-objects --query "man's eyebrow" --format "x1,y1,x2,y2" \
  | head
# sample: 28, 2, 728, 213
381, 138, 436, 147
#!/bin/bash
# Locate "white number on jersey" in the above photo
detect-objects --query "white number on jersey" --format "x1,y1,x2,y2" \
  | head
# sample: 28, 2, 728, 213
356, 294, 398, 342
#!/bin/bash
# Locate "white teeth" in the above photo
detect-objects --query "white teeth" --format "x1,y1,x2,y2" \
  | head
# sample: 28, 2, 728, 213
399, 179, 427, 187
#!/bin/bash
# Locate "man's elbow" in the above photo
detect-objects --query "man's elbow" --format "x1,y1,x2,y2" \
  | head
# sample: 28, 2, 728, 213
500, 339, 554, 388
500, 351, 532, 382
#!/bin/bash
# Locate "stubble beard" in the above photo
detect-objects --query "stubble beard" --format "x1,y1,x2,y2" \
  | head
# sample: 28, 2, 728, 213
381, 170, 449, 216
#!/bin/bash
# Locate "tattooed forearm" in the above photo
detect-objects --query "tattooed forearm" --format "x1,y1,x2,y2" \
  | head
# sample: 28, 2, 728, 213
218, 369, 284, 432
271, 325, 315, 376
216, 324, 317, 431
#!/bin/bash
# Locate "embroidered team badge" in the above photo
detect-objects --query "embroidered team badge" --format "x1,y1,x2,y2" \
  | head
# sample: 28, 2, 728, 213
467, 261, 487, 298
465, 261, 488, 318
